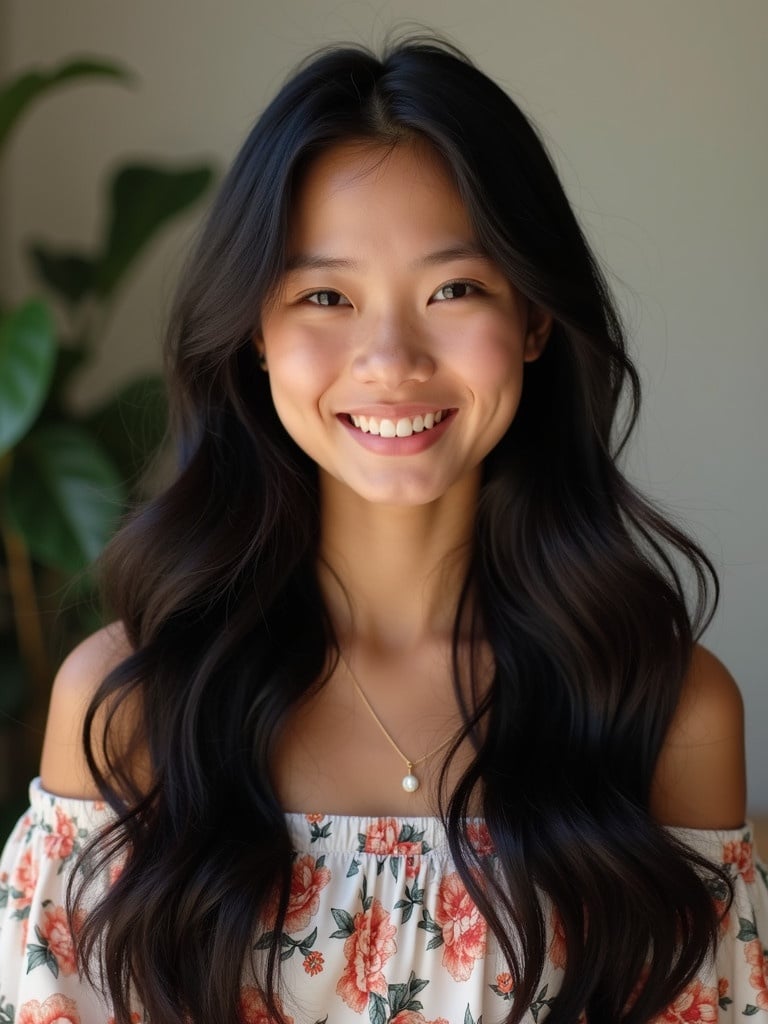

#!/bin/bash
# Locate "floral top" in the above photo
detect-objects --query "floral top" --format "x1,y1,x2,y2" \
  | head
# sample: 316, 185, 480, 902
1, 780, 767, 1024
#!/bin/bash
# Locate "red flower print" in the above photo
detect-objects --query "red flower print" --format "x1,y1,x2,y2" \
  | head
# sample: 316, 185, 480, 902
305, 813, 325, 824
364, 818, 400, 855
303, 950, 324, 975
467, 822, 494, 856
283, 854, 331, 933
397, 841, 422, 879
434, 871, 487, 982
12, 846, 38, 909
656, 978, 718, 1022
238, 985, 294, 1024
548, 907, 567, 969
723, 839, 755, 883
336, 898, 397, 1012
363, 819, 423, 876
744, 938, 768, 1010
43, 806, 77, 861
17, 993, 80, 1024
495, 971, 514, 994
38, 904, 84, 976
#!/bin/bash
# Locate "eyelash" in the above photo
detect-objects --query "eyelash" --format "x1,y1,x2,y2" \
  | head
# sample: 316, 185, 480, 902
300, 279, 482, 307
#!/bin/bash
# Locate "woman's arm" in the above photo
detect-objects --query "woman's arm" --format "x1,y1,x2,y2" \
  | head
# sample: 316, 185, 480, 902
650, 643, 746, 830
39, 622, 142, 799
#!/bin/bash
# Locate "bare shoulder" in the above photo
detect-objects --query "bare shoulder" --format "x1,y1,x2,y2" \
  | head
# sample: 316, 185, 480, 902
650, 642, 746, 829
39, 622, 137, 799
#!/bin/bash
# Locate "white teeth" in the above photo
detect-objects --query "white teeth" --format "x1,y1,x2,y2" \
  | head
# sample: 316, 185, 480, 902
348, 410, 449, 435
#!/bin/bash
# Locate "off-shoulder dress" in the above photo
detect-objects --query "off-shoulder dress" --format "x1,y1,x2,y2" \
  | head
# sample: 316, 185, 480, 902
1, 779, 767, 1023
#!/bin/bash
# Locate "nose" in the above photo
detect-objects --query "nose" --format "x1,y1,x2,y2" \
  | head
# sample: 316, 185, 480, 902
351, 312, 435, 389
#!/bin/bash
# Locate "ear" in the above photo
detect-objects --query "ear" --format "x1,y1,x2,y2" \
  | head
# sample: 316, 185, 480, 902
523, 302, 553, 363
252, 331, 268, 371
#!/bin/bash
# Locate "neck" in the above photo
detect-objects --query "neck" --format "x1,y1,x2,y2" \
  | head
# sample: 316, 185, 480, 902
317, 471, 480, 652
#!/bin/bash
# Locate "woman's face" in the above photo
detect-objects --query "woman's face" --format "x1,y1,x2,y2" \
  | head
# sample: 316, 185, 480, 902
257, 140, 551, 508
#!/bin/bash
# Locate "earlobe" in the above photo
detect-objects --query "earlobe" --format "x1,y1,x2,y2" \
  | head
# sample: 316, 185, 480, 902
523, 305, 553, 363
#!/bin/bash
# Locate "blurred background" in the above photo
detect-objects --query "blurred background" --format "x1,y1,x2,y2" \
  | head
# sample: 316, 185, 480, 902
0, 0, 766, 828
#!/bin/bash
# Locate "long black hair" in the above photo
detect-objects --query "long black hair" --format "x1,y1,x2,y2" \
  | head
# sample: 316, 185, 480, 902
71, 37, 731, 1024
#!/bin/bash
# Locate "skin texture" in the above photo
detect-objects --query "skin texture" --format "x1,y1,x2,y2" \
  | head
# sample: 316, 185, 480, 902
40, 141, 747, 829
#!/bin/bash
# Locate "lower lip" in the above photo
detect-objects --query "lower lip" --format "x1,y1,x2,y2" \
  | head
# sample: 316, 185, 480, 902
338, 411, 456, 455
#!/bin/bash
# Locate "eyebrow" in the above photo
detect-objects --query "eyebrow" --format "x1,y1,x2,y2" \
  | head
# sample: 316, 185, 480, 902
284, 243, 491, 273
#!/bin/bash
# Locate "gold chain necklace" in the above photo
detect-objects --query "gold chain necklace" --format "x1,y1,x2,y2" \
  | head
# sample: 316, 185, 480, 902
341, 655, 458, 793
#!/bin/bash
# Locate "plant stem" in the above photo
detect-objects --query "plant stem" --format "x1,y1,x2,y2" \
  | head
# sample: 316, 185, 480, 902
0, 518, 52, 723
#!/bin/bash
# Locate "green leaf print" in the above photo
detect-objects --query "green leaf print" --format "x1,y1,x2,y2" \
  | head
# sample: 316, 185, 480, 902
737, 915, 758, 942
395, 882, 425, 922
390, 857, 400, 881
0, 995, 14, 1023
310, 822, 333, 842
398, 824, 425, 844
298, 927, 318, 956
330, 907, 355, 938
530, 983, 556, 1023
389, 982, 407, 1014
744, 1006, 760, 1016
706, 875, 731, 902
388, 972, 429, 1015
26, 937, 58, 978
418, 906, 443, 949
0, 883, 8, 910
253, 930, 275, 950
347, 858, 360, 877
463, 1006, 483, 1024
360, 874, 372, 910
369, 991, 388, 1024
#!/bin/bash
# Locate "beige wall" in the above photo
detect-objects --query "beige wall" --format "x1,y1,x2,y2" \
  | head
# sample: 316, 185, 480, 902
2, 0, 766, 810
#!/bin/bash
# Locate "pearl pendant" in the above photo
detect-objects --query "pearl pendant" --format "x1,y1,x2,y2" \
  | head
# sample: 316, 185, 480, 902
402, 773, 420, 793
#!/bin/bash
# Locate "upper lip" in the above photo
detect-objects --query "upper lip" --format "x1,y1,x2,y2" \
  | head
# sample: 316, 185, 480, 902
339, 404, 455, 417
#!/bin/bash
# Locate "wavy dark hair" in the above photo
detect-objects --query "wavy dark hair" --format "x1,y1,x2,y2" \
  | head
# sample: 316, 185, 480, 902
71, 36, 732, 1024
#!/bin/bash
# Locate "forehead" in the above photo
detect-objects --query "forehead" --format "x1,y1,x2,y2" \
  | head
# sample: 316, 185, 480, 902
286, 139, 475, 251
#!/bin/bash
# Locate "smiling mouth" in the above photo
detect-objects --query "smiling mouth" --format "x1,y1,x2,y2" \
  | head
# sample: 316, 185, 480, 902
345, 409, 453, 438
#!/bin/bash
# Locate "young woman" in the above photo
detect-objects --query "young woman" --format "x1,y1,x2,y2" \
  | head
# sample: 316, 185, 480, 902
1, 37, 766, 1024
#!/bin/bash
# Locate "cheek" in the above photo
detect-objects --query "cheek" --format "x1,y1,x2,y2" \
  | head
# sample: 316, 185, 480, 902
443, 315, 527, 391
264, 327, 342, 407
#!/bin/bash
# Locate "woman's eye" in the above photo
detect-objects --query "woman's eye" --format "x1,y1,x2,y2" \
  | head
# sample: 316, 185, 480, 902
305, 290, 350, 307
431, 280, 479, 302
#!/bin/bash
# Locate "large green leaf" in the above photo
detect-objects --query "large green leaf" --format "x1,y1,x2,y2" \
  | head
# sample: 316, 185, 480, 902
85, 374, 168, 484
6, 424, 125, 573
95, 163, 215, 297
42, 343, 89, 417
0, 300, 56, 455
28, 244, 96, 306
0, 58, 132, 153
